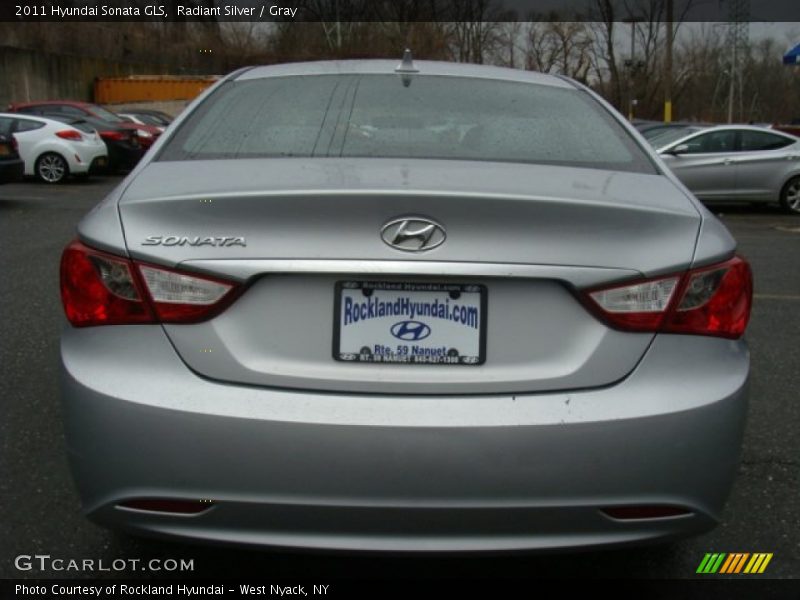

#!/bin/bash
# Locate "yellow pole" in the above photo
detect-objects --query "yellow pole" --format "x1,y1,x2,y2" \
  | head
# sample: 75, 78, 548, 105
664, 0, 673, 122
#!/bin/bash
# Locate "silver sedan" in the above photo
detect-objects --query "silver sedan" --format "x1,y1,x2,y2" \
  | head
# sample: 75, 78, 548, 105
658, 125, 800, 214
59, 58, 752, 552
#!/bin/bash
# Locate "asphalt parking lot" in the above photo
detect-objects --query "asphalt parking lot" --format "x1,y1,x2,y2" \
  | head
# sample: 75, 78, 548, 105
1, 175, 798, 581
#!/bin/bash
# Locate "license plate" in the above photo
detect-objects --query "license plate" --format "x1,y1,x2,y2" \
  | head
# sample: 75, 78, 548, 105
334, 281, 486, 366
96, 157, 107, 167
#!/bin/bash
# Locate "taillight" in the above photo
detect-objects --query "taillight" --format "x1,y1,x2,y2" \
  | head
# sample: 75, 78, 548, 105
60, 240, 240, 327
99, 130, 125, 141
584, 256, 752, 339
588, 276, 679, 331
55, 129, 82, 141
60, 241, 154, 326
10, 135, 18, 152
664, 258, 752, 337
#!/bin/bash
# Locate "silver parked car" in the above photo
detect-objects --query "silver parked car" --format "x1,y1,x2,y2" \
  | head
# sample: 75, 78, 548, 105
60, 58, 753, 552
657, 125, 800, 213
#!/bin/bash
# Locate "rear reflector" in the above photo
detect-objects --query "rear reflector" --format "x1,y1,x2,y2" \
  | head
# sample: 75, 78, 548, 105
584, 256, 752, 339
60, 240, 240, 327
56, 129, 82, 141
117, 499, 213, 514
601, 506, 692, 520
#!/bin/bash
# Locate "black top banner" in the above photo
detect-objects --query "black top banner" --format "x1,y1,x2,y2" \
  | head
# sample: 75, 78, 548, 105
2, 0, 800, 23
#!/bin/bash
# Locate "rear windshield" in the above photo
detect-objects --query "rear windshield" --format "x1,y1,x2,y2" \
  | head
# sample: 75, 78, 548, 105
158, 74, 655, 173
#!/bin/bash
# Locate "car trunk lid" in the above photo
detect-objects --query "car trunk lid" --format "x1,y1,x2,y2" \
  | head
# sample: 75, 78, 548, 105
113, 158, 701, 394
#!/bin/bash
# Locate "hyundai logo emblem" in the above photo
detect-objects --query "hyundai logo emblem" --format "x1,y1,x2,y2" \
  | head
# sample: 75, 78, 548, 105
380, 217, 446, 252
390, 320, 431, 341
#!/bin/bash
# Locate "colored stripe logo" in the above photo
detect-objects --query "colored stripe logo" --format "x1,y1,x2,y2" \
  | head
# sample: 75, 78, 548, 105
697, 553, 773, 574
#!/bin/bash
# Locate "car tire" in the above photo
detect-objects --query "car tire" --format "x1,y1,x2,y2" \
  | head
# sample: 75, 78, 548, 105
36, 153, 69, 184
779, 176, 800, 215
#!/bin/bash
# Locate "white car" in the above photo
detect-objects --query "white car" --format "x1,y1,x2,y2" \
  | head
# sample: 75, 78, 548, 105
0, 113, 108, 183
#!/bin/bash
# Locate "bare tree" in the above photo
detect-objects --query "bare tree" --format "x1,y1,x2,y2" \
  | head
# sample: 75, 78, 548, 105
219, 22, 271, 65
670, 24, 724, 120
523, 21, 593, 82
446, 0, 507, 64
487, 21, 523, 67
587, 0, 623, 108
583, 0, 696, 118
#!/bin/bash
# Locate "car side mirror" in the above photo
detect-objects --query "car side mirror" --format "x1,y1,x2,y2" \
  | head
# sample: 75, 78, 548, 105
668, 144, 690, 155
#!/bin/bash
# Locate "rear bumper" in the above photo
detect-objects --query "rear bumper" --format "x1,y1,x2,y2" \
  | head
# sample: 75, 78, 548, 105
61, 326, 749, 552
67, 146, 107, 175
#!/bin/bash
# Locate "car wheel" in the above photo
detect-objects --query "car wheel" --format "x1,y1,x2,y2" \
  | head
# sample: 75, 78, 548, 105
36, 153, 69, 184
780, 176, 800, 214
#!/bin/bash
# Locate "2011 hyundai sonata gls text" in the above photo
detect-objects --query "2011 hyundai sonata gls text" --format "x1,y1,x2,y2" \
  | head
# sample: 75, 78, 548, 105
60, 58, 752, 552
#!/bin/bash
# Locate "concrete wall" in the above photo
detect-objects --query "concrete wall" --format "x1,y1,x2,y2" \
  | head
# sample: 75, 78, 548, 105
0, 46, 170, 107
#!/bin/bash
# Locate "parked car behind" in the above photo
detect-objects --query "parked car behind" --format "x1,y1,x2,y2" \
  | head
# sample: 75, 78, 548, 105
0, 133, 24, 184
41, 114, 144, 172
657, 125, 800, 214
132, 108, 174, 125
118, 113, 165, 132
0, 113, 107, 183
7, 101, 161, 148
118, 110, 172, 132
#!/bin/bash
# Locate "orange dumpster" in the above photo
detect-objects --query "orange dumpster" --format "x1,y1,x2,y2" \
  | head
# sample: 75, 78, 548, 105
94, 76, 218, 104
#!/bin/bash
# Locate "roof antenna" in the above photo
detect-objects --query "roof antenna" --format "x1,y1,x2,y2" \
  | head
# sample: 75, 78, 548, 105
395, 48, 418, 87
395, 48, 418, 73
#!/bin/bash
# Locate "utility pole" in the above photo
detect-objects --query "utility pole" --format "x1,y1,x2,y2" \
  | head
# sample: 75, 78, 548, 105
623, 17, 643, 121
726, 0, 750, 123
335, 0, 342, 50
664, 0, 673, 122
727, 38, 737, 123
